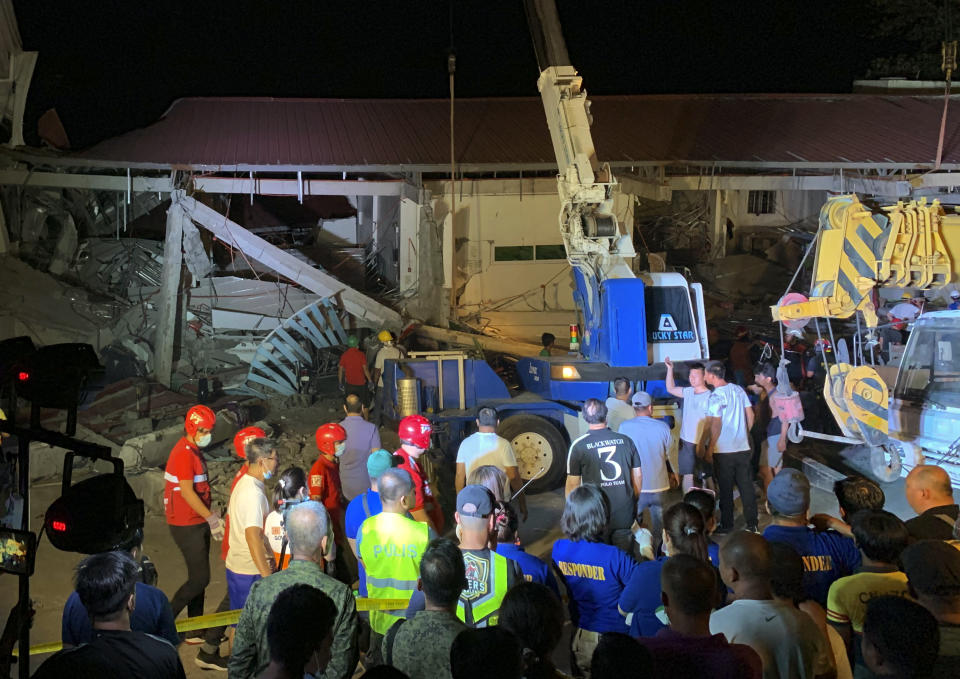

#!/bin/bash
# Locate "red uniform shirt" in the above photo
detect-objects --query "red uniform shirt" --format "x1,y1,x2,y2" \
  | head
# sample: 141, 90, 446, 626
309, 454, 345, 527
394, 448, 444, 530
221, 463, 249, 561
338, 347, 368, 386
163, 437, 211, 526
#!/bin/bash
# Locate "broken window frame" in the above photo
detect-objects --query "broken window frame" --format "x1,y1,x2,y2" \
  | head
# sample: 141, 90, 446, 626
747, 190, 777, 215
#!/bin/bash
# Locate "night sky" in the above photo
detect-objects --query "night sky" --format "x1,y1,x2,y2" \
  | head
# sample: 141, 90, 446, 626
15, 1, 890, 149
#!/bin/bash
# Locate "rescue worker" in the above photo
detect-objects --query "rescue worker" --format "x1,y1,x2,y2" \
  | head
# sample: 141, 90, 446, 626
950, 290, 960, 311
540, 332, 556, 357
782, 329, 808, 388
454, 485, 522, 627
309, 423, 350, 581
163, 405, 223, 631
338, 335, 372, 406
394, 414, 444, 532
371, 330, 403, 425
357, 468, 432, 665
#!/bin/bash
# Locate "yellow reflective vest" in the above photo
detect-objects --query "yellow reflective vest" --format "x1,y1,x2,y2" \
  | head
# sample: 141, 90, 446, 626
359, 511, 431, 634
457, 548, 511, 628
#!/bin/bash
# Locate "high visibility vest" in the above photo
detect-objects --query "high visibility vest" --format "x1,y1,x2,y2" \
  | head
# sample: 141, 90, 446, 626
359, 512, 430, 634
457, 549, 510, 628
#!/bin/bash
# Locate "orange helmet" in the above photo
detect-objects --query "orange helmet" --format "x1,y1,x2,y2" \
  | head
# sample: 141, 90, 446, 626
185, 405, 216, 437
233, 426, 266, 459
398, 414, 432, 449
315, 423, 347, 455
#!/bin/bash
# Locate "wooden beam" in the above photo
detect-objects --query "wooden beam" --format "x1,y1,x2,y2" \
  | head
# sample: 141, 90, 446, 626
154, 203, 185, 386
175, 191, 401, 328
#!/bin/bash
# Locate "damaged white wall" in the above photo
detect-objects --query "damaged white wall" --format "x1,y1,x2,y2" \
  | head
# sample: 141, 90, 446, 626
427, 177, 634, 343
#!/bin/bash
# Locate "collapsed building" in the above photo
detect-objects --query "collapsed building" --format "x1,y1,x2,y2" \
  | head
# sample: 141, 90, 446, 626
3, 1, 960, 506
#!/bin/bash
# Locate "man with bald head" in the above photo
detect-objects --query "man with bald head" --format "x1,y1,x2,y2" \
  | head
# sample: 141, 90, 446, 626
904, 464, 958, 540
359, 468, 433, 664
230, 501, 358, 679
710, 532, 834, 679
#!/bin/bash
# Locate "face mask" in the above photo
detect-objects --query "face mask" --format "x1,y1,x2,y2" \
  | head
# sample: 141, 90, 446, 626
195, 432, 212, 448
334, 442, 346, 458
263, 467, 273, 480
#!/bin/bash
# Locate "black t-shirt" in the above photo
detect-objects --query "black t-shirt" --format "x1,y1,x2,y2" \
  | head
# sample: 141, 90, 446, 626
33, 630, 185, 679
905, 504, 960, 541
567, 428, 641, 530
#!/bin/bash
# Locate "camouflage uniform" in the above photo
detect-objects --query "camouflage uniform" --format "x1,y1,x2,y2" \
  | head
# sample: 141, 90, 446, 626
384, 610, 465, 679
228, 559, 358, 679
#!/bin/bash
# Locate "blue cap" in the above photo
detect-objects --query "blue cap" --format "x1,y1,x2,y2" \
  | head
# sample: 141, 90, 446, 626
457, 484, 495, 518
767, 468, 810, 516
367, 449, 393, 481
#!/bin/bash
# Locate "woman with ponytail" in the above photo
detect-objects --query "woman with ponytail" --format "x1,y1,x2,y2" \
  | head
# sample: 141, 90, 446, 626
618, 502, 716, 636
262, 467, 335, 570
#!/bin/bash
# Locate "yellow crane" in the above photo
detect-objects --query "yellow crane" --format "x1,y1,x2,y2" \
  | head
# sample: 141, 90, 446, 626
772, 194, 960, 481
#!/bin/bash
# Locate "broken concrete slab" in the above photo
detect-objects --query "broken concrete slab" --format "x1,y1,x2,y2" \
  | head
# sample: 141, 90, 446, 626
125, 469, 166, 515
177, 192, 401, 328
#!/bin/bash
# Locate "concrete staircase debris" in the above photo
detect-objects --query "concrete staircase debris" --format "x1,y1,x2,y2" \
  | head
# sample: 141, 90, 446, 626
238, 299, 348, 398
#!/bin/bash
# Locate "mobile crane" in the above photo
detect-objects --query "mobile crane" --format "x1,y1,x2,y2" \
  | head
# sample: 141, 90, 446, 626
773, 194, 960, 484
379, 0, 709, 492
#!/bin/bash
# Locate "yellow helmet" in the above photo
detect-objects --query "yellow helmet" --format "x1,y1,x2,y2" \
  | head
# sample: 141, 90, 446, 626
378, 330, 394, 342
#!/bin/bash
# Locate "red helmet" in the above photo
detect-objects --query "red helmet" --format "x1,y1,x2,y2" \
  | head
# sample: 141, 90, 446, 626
315, 423, 347, 455
398, 414, 432, 449
233, 426, 266, 459
185, 405, 216, 437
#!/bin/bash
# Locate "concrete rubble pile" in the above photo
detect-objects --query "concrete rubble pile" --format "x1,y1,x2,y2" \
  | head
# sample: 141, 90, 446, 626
0, 188, 410, 517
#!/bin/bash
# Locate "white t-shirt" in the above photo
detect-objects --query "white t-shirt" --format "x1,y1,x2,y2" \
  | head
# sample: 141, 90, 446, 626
679, 386, 712, 444
374, 344, 403, 386
706, 383, 752, 453
225, 474, 271, 575
710, 599, 832, 679
604, 396, 636, 432
456, 431, 517, 492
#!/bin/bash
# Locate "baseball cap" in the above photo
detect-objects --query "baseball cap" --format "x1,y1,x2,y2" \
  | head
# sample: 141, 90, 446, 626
902, 540, 960, 596
366, 449, 394, 480
766, 468, 810, 516
631, 391, 652, 408
457, 485, 495, 518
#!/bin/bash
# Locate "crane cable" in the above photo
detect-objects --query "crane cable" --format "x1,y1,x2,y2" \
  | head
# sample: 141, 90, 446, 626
448, 1, 457, 311
936, 0, 958, 169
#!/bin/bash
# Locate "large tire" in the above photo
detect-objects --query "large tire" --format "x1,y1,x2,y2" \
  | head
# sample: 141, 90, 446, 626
498, 414, 567, 494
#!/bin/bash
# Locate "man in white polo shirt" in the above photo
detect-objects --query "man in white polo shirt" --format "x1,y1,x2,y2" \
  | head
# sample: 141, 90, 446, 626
455, 406, 526, 520
225, 438, 278, 611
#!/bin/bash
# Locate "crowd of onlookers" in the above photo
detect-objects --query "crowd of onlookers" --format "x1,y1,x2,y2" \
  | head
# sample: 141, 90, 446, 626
25, 345, 960, 678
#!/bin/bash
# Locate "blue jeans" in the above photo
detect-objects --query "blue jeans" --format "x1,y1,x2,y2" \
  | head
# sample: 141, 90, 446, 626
637, 491, 666, 555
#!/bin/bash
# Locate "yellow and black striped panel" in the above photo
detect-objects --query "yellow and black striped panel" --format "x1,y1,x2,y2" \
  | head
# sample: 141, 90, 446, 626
842, 365, 889, 447
810, 196, 889, 312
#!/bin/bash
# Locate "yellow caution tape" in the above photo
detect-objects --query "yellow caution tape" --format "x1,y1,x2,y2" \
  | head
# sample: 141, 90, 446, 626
13, 597, 409, 656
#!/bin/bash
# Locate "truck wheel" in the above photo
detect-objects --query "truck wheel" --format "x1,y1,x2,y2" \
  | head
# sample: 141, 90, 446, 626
869, 443, 903, 483
499, 415, 567, 494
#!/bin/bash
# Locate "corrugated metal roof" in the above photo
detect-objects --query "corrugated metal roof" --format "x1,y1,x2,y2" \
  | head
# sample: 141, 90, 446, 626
73, 93, 960, 171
